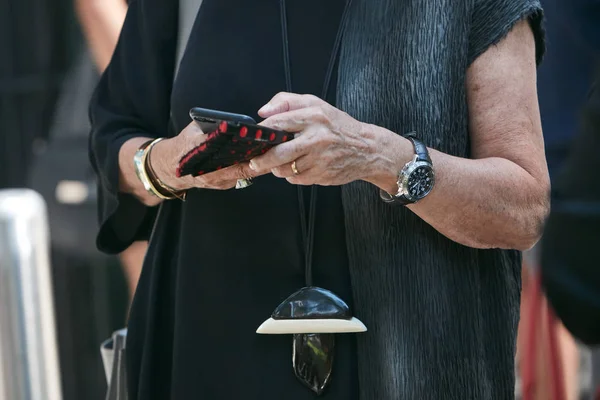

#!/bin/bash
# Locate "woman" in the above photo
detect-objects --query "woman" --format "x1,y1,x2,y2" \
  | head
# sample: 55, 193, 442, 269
89, 0, 548, 398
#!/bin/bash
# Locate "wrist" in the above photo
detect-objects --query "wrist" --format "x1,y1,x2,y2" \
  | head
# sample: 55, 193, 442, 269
150, 137, 191, 191
364, 129, 412, 194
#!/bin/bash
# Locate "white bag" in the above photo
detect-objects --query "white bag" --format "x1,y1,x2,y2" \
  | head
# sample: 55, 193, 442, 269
100, 329, 128, 400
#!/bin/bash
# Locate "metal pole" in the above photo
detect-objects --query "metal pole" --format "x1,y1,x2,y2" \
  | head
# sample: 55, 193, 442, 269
0, 189, 62, 400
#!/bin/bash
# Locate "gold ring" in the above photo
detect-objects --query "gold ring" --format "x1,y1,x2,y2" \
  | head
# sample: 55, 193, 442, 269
291, 161, 300, 176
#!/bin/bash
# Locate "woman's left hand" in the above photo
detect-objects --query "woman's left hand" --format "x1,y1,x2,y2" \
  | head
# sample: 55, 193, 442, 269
249, 92, 390, 186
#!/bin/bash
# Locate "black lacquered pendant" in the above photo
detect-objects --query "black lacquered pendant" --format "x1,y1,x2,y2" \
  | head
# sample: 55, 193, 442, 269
257, 287, 366, 334
257, 287, 366, 395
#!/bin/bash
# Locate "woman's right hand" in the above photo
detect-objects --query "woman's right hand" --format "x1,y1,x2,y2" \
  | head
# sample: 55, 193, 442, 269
150, 121, 261, 191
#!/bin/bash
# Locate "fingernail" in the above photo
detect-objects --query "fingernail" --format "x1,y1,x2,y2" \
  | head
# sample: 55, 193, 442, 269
258, 103, 273, 114
249, 160, 257, 171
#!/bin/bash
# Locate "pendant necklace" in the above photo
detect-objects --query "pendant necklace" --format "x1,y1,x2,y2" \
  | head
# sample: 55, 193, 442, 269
255, 0, 366, 396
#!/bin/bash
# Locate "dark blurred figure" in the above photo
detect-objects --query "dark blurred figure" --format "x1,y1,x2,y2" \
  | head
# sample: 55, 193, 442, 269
538, 0, 599, 178
541, 69, 600, 388
1, 1, 135, 399
541, 71, 600, 345
26, 1, 133, 399
537, 0, 600, 397
520, 1, 599, 398
0, 0, 72, 188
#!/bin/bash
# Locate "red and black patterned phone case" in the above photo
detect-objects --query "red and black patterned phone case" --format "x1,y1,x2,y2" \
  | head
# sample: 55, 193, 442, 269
176, 120, 292, 177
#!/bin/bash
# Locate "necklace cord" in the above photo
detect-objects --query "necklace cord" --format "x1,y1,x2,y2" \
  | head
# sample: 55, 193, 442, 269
279, 0, 353, 287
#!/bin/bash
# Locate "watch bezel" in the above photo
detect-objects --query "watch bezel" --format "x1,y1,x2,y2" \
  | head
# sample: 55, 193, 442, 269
398, 157, 435, 203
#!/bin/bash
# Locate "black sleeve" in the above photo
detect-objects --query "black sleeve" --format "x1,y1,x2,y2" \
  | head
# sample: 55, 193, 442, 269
468, 0, 545, 66
88, 0, 178, 254
541, 75, 600, 346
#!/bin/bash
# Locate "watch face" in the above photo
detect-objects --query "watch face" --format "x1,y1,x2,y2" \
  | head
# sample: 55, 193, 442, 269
407, 165, 434, 200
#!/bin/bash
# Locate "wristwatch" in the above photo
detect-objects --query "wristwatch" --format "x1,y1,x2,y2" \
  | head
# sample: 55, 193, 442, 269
379, 132, 435, 205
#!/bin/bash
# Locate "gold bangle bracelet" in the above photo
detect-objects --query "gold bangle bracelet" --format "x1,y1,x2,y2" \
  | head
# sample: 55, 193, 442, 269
146, 138, 187, 201
133, 139, 177, 200
133, 139, 158, 197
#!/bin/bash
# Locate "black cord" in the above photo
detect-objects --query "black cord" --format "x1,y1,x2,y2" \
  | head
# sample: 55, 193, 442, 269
304, 186, 317, 286
320, 0, 353, 100
279, 0, 293, 96
280, 0, 353, 287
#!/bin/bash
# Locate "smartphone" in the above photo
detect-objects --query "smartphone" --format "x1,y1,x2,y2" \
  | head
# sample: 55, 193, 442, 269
189, 107, 256, 132
177, 108, 292, 177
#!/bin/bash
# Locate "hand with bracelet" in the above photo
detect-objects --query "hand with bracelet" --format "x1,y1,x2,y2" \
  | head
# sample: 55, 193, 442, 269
119, 120, 263, 206
251, 93, 427, 199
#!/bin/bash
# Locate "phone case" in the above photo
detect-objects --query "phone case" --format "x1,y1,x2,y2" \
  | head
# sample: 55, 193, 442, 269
176, 120, 292, 177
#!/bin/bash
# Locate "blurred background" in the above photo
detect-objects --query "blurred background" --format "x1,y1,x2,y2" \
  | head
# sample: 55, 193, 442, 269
0, 0, 598, 399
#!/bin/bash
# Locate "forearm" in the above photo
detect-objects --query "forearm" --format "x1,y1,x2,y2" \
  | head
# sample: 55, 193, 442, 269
75, 0, 127, 72
366, 127, 550, 250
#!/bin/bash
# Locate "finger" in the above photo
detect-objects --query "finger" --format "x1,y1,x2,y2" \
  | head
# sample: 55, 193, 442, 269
188, 174, 237, 190
249, 134, 312, 173
194, 162, 264, 186
271, 156, 308, 179
285, 169, 316, 186
259, 106, 331, 133
205, 180, 238, 190
258, 93, 325, 118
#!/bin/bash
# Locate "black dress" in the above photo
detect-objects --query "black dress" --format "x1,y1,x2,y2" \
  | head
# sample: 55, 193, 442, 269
91, 0, 358, 399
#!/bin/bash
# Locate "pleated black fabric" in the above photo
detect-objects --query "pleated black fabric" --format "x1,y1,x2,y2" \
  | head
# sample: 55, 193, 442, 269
337, 0, 543, 398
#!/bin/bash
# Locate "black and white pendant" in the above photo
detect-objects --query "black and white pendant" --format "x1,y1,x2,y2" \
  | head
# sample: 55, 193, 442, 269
267, 0, 357, 389
257, 286, 366, 395
257, 286, 366, 334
